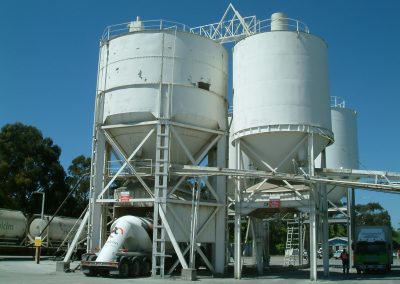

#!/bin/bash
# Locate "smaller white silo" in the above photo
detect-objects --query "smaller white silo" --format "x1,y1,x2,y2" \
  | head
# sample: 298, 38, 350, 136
317, 97, 359, 203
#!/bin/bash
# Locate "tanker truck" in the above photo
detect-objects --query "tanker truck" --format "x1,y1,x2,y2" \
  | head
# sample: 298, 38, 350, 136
0, 208, 86, 256
353, 226, 393, 273
81, 215, 164, 277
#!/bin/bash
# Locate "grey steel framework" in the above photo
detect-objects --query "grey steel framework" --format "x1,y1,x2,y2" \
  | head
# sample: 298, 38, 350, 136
64, 3, 400, 282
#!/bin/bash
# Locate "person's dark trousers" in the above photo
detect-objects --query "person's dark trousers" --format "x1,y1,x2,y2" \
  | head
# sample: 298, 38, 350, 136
342, 260, 349, 274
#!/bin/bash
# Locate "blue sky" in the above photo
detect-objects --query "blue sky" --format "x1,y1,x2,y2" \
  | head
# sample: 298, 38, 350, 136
1, 0, 399, 228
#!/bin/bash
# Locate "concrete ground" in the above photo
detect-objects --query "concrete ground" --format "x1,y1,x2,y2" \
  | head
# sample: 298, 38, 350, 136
1, 256, 400, 284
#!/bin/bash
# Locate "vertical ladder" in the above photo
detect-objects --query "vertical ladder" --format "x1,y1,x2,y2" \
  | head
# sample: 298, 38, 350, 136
283, 221, 300, 266
152, 123, 170, 277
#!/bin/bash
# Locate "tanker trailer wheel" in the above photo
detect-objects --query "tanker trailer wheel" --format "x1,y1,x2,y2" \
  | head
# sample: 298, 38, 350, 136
141, 258, 151, 276
119, 259, 130, 278
130, 258, 141, 277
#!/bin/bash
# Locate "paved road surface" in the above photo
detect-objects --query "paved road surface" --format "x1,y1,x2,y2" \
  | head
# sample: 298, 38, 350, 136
1, 256, 400, 283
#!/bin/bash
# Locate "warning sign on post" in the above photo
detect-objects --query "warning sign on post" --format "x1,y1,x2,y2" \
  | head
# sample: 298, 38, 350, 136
268, 199, 281, 208
34, 237, 42, 247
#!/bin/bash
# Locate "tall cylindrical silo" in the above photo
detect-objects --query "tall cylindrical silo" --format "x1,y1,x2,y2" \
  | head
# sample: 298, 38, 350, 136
232, 13, 333, 173
320, 98, 359, 203
99, 21, 228, 164
88, 19, 228, 274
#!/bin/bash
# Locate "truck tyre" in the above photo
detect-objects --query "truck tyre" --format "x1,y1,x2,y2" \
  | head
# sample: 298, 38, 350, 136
141, 259, 151, 276
84, 270, 96, 277
119, 259, 130, 278
130, 259, 141, 277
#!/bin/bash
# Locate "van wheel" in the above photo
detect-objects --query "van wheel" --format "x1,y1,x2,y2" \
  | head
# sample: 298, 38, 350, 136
356, 268, 361, 274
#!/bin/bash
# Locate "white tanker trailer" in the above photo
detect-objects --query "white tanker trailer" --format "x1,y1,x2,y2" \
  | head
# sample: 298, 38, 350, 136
0, 209, 27, 244
0, 208, 85, 252
81, 215, 173, 277
29, 216, 85, 243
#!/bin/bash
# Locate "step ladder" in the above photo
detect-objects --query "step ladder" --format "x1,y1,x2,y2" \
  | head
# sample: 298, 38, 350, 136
283, 221, 300, 266
152, 123, 170, 277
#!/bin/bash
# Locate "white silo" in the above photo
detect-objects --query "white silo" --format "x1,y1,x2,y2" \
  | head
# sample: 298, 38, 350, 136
317, 97, 359, 203
99, 20, 228, 164
325, 99, 359, 170
88, 18, 228, 276
232, 13, 333, 173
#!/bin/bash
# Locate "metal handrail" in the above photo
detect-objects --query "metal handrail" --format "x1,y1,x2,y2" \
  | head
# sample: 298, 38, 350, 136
100, 16, 310, 43
257, 18, 310, 33
107, 159, 153, 176
331, 96, 346, 108
101, 19, 190, 41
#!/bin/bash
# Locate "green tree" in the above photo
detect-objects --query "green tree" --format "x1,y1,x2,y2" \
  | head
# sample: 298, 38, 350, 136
268, 219, 287, 255
329, 223, 347, 238
0, 123, 67, 215
64, 155, 91, 217
355, 202, 392, 227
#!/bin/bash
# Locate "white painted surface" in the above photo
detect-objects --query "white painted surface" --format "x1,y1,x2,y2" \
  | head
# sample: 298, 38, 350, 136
99, 30, 228, 164
232, 31, 333, 173
29, 216, 84, 241
316, 106, 359, 203
271, 12, 288, 31
0, 209, 27, 239
96, 216, 153, 262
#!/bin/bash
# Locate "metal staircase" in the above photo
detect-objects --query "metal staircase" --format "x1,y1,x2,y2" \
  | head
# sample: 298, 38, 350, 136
151, 123, 170, 277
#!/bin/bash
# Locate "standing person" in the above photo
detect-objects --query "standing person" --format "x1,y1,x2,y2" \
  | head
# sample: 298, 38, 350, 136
340, 248, 350, 274
397, 248, 400, 260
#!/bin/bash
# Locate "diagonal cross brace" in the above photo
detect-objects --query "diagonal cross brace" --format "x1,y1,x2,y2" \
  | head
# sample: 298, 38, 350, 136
96, 127, 155, 200
170, 126, 222, 202
103, 129, 154, 198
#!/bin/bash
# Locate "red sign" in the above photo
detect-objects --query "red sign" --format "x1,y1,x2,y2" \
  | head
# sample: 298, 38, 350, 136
268, 199, 281, 208
119, 191, 131, 202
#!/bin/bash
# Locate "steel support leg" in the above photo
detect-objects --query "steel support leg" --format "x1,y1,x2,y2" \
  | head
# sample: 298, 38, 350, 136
321, 150, 329, 276
234, 139, 242, 279
308, 134, 317, 281
348, 188, 355, 268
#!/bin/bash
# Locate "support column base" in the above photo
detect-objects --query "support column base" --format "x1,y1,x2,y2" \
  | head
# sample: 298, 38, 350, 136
181, 268, 197, 281
56, 261, 70, 272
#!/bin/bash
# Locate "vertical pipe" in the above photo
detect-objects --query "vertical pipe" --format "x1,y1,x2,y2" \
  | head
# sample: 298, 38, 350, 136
234, 139, 242, 279
299, 213, 303, 265
347, 188, 353, 268
321, 150, 329, 276
308, 133, 317, 281
209, 135, 227, 274
351, 188, 356, 268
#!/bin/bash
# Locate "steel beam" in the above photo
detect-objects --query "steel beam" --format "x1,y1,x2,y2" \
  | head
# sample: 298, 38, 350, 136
308, 134, 317, 281
234, 139, 242, 279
